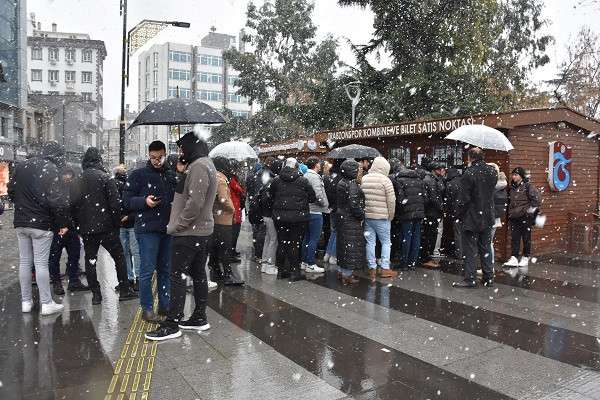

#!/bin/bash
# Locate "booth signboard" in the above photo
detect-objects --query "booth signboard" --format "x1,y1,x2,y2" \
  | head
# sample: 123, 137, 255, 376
548, 141, 572, 192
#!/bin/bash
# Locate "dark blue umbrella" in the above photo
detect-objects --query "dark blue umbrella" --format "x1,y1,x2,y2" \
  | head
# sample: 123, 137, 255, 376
128, 98, 225, 129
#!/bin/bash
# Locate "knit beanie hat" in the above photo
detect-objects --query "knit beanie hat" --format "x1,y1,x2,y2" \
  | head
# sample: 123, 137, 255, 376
511, 167, 526, 180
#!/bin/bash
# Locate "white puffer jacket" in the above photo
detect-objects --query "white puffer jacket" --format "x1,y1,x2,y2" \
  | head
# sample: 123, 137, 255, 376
361, 157, 396, 220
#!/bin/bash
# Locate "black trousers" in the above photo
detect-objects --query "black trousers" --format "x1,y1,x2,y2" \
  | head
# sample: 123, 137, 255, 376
510, 218, 532, 257
421, 216, 440, 261
252, 223, 266, 258
390, 220, 402, 262
209, 225, 232, 280
462, 228, 493, 282
231, 223, 241, 255
165, 236, 209, 327
49, 230, 81, 282
82, 230, 128, 291
274, 221, 307, 274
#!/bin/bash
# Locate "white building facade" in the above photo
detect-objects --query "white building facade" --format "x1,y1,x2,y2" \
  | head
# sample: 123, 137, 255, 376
136, 32, 252, 156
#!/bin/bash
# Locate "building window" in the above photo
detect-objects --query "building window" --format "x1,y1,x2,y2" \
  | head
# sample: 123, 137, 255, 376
82, 92, 92, 101
231, 110, 249, 119
65, 70, 76, 82
82, 49, 92, 62
199, 54, 223, 67
168, 87, 191, 99
169, 51, 192, 63
153, 70, 158, 85
65, 48, 76, 62
145, 73, 149, 87
145, 91, 149, 103
0, 117, 7, 138
153, 52, 159, 67
31, 69, 42, 81
152, 88, 158, 100
31, 47, 42, 60
432, 144, 464, 168
389, 147, 411, 167
82, 71, 92, 83
49, 48, 59, 61
227, 93, 247, 104
168, 68, 191, 81
197, 89, 222, 102
198, 72, 222, 84
48, 70, 59, 82
228, 75, 239, 86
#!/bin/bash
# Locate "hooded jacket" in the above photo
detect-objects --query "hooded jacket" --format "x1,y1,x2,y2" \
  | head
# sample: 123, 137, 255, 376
304, 168, 329, 214
269, 166, 316, 223
392, 168, 426, 221
8, 142, 70, 231
361, 157, 396, 220
70, 147, 122, 235
335, 160, 366, 270
444, 168, 462, 220
167, 132, 217, 236
124, 153, 177, 234
456, 159, 497, 233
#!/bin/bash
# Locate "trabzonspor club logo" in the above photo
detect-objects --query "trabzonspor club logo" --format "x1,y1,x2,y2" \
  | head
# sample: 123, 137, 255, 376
548, 141, 572, 192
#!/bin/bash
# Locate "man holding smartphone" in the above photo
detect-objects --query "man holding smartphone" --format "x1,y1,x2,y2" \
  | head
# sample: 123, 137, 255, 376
124, 141, 177, 322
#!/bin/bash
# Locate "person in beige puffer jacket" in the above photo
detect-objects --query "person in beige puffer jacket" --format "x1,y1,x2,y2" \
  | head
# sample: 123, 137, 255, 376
361, 156, 397, 280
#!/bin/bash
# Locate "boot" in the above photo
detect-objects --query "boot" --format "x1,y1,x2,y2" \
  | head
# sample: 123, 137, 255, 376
119, 283, 138, 301
52, 280, 65, 296
91, 288, 102, 305
379, 269, 398, 279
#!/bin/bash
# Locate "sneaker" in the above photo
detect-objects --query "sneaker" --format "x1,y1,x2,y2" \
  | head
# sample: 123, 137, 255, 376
178, 319, 211, 331
300, 262, 308, 271
67, 280, 89, 292
52, 281, 65, 296
208, 280, 218, 289
328, 257, 337, 265
265, 265, 279, 275
452, 280, 477, 288
323, 254, 330, 263
261, 264, 267, 273
518, 257, 529, 268
145, 325, 182, 341
22, 301, 33, 313
41, 301, 64, 316
503, 256, 519, 267
305, 264, 325, 273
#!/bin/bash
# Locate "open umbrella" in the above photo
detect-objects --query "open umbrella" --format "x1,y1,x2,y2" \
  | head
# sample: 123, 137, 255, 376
128, 98, 225, 129
209, 141, 257, 161
326, 144, 380, 159
446, 124, 514, 151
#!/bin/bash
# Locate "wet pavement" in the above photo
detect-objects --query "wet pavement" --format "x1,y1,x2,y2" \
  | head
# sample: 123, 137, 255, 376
1, 209, 600, 399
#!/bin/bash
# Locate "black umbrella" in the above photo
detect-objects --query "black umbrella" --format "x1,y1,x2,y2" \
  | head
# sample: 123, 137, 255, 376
326, 144, 381, 159
128, 98, 225, 129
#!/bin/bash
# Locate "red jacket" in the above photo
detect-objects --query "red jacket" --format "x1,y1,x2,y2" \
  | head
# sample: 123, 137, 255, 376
229, 176, 245, 224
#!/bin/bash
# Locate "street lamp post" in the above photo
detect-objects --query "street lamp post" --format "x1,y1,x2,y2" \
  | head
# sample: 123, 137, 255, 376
344, 81, 361, 128
118, 0, 190, 164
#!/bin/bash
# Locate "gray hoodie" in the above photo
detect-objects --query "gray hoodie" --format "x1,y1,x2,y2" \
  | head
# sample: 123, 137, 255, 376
304, 169, 329, 214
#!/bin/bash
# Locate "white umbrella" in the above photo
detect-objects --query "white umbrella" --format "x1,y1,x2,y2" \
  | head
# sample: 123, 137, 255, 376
446, 124, 514, 151
209, 141, 258, 161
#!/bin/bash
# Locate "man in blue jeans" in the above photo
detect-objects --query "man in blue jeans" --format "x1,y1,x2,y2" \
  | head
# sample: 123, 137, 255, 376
301, 157, 329, 273
361, 157, 397, 281
124, 141, 176, 322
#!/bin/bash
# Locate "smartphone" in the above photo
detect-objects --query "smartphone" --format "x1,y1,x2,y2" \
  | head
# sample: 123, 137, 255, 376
152, 195, 162, 202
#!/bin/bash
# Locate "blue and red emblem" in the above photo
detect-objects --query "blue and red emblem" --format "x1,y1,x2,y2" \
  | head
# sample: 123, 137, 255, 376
548, 141, 572, 192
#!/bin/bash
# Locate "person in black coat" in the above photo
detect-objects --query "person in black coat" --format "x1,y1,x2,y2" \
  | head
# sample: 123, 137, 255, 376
323, 159, 344, 264
422, 162, 446, 268
269, 157, 316, 282
335, 159, 366, 284
444, 168, 463, 260
393, 168, 426, 270
452, 148, 498, 288
112, 165, 140, 289
70, 147, 137, 304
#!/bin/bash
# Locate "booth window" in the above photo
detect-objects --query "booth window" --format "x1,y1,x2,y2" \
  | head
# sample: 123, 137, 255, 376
432, 144, 463, 167
389, 147, 411, 166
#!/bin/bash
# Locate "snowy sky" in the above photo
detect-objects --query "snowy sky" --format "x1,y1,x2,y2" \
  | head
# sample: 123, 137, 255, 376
28, 0, 600, 119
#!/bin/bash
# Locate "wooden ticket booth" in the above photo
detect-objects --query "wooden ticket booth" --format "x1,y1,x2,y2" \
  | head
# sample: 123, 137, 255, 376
315, 107, 600, 260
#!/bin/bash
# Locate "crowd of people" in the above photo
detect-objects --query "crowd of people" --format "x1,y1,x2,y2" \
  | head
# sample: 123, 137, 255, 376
6, 134, 542, 341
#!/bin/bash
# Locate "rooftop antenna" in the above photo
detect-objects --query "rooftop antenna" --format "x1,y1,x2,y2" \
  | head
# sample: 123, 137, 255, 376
210, 25, 216, 33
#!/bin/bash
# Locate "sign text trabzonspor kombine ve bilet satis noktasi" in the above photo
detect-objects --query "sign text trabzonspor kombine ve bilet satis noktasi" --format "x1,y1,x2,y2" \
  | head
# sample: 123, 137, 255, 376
326, 117, 476, 141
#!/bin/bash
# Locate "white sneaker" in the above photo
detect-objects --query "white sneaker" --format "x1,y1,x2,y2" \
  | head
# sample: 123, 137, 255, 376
503, 256, 519, 267
329, 257, 337, 265
305, 264, 325, 273
208, 280, 218, 289
518, 257, 529, 268
22, 301, 33, 313
323, 254, 330, 263
300, 262, 308, 271
41, 302, 64, 316
265, 266, 278, 275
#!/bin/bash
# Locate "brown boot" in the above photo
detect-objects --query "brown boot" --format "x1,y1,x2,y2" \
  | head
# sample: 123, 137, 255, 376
378, 269, 398, 278
368, 268, 377, 282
